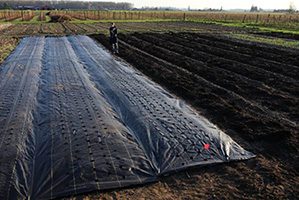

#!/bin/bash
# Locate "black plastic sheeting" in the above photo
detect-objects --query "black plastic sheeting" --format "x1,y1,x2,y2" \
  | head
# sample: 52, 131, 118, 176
0, 36, 255, 199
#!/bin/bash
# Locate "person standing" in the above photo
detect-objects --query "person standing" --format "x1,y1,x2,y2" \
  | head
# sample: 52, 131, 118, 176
109, 22, 119, 54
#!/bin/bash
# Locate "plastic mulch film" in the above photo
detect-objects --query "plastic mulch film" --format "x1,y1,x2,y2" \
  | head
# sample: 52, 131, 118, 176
0, 36, 255, 200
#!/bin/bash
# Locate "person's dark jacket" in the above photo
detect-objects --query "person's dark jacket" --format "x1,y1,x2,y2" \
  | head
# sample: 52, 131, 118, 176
109, 26, 118, 44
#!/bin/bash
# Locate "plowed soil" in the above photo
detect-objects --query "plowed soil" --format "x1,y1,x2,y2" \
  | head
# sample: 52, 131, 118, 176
90, 32, 299, 199
0, 21, 247, 36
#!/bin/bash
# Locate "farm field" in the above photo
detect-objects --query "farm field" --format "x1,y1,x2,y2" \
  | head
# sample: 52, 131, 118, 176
89, 32, 299, 199
0, 35, 256, 199
0, 10, 298, 200
0, 10, 299, 36
0, 21, 246, 36
0, 20, 298, 50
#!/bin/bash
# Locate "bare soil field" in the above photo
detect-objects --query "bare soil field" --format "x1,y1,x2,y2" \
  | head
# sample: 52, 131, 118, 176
0, 21, 247, 36
0, 20, 298, 199
0, 21, 298, 49
89, 32, 299, 199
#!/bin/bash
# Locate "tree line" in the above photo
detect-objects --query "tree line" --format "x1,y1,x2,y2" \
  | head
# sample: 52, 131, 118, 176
0, 0, 133, 10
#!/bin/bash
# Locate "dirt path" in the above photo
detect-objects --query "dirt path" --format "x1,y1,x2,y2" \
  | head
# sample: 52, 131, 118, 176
0, 24, 11, 31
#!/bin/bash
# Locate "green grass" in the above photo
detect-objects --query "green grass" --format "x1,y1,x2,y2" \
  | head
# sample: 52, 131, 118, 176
221, 22, 299, 35
188, 19, 299, 35
229, 33, 299, 49
253, 26, 299, 35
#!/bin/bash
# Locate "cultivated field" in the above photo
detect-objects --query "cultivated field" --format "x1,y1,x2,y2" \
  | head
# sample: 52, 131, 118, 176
90, 31, 299, 199
0, 10, 299, 33
1, 10, 299, 24
0, 21, 245, 36
0, 10, 298, 200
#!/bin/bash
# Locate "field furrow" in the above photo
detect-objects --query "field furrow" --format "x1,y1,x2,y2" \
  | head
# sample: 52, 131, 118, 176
132, 33, 299, 92
118, 34, 298, 123
186, 33, 299, 66
159, 33, 299, 80
92, 33, 298, 169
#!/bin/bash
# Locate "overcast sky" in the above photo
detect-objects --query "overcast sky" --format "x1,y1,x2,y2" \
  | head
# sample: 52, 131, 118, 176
99, 0, 299, 10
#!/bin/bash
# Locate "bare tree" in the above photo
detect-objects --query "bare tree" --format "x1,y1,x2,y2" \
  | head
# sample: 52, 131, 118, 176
250, 5, 258, 12
289, 1, 296, 13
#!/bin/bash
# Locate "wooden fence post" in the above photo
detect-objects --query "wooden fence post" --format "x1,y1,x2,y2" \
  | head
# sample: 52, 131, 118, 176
267, 14, 270, 23
242, 15, 246, 23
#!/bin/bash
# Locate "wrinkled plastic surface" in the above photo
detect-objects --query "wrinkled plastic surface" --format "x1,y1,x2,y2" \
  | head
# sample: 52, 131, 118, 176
0, 36, 255, 199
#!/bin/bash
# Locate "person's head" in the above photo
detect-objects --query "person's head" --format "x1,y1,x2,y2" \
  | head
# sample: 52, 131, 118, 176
111, 22, 115, 27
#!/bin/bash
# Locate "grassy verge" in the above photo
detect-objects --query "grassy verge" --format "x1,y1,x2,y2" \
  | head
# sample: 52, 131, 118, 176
228, 33, 299, 49
253, 26, 299, 35
188, 19, 299, 35
0, 37, 19, 64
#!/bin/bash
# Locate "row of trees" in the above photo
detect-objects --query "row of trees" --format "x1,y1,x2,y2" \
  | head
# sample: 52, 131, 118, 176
0, 1, 133, 10
250, 2, 297, 13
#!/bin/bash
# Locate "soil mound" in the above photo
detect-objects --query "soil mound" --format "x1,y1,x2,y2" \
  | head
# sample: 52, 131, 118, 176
46, 12, 72, 23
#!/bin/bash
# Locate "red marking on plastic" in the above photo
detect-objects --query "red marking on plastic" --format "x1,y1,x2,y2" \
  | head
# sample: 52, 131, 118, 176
203, 143, 210, 150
